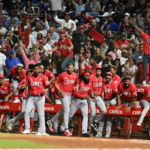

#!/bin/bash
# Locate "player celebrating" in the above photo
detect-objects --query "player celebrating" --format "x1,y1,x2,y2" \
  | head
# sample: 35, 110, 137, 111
96, 72, 118, 138
47, 63, 78, 136
0, 74, 13, 132
48, 29, 74, 72
88, 65, 106, 134
116, 76, 137, 133
9, 64, 26, 102
21, 64, 50, 135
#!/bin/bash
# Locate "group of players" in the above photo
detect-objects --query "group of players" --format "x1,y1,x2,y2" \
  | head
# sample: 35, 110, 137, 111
0, 60, 150, 137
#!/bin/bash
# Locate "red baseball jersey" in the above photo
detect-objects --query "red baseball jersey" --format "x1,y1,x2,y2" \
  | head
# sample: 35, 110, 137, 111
57, 72, 78, 93
73, 80, 92, 99
9, 66, 26, 81
102, 81, 118, 100
58, 37, 73, 60
112, 74, 121, 86
141, 32, 150, 55
142, 86, 150, 102
116, 39, 130, 50
90, 75, 103, 96
44, 69, 54, 79
117, 82, 137, 102
25, 73, 49, 96
0, 81, 13, 99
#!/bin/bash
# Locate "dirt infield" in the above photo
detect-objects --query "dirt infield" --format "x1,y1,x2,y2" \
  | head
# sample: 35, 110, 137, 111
0, 133, 150, 149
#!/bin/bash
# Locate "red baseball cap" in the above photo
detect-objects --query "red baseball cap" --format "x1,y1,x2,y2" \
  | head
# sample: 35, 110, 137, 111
39, 40, 44, 44
85, 65, 92, 71
96, 65, 102, 70
60, 29, 66, 34
86, 50, 91, 53
0, 74, 4, 79
79, 25, 84, 29
24, 16, 29, 20
89, 15, 94, 19
54, 41, 58, 46
83, 72, 90, 77
106, 72, 112, 76
107, 53, 113, 57
40, 22, 44, 25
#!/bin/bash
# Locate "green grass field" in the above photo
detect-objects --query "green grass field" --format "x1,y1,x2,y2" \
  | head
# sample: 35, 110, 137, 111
0, 139, 55, 148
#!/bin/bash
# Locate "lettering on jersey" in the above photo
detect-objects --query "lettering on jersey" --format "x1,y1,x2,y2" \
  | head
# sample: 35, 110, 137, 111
93, 83, 102, 88
64, 80, 75, 85
0, 90, 9, 94
123, 92, 131, 97
109, 110, 123, 114
79, 86, 90, 92
145, 39, 150, 43
104, 88, 112, 94
30, 81, 42, 87
132, 111, 141, 115
146, 93, 150, 97
59, 45, 68, 50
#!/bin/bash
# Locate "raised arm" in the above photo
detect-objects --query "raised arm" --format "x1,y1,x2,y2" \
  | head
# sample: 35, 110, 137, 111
85, 0, 89, 8
130, 20, 142, 33
146, 9, 150, 23
71, 0, 76, 6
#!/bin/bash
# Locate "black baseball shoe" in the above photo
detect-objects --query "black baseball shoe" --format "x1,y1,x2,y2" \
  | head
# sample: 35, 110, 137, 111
81, 133, 91, 137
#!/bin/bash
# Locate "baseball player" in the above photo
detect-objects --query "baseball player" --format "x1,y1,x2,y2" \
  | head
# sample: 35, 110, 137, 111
116, 76, 137, 133
48, 29, 74, 72
88, 65, 107, 133
95, 72, 118, 138
68, 72, 92, 137
110, 65, 121, 86
47, 63, 78, 136
8, 69, 35, 133
21, 64, 50, 135
0, 74, 13, 132
9, 64, 26, 102
137, 85, 150, 127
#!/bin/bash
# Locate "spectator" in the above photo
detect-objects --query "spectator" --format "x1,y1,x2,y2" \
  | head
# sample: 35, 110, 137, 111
20, 45, 39, 70
122, 58, 138, 83
0, 12, 6, 24
0, 2, 7, 16
85, 50, 91, 65
65, 0, 75, 13
72, 0, 89, 16
104, 15, 120, 32
5, 50, 21, 77
54, 11, 76, 33
16, 47, 25, 67
89, 0, 101, 17
46, 33, 55, 48
23, 0, 35, 14
101, 39, 110, 55
146, 9, 150, 27
108, 42, 122, 61
134, 43, 144, 65
114, 57, 122, 77
0, 50, 6, 75
40, 52, 50, 69
102, 4, 115, 17
105, 29, 115, 43
120, 50, 129, 66
37, 33, 43, 40
116, 33, 130, 51
95, 47, 103, 65
0, 19, 7, 35
0, 40, 11, 53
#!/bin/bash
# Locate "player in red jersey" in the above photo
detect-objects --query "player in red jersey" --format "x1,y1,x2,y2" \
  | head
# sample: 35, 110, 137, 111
69, 72, 92, 137
47, 63, 78, 136
116, 76, 137, 134
49, 29, 74, 72
9, 64, 26, 102
137, 85, 150, 127
87, 65, 106, 134
110, 65, 121, 86
8, 70, 35, 133
0, 74, 13, 132
96, 72, 118, 138
20, 64, 50, 135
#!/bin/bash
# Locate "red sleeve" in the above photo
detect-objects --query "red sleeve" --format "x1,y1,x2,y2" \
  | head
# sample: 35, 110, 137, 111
117, 83, 122, 95
131, 85, 137, 97
6, 44, 11, 53
113, 82, 118, 94
142, 86, 147, 95
73, 89, 87, 98
141, 32, 147, 40
75, 75, 79, 84
67, 38, 72, 46
101, 83, 105, 93
43, 76, 50, 87
18, 25, 22, 36
57, 74, 63, 83
9, 67, 14, 76
25, 28, 30, 48
47, 70, 54, 79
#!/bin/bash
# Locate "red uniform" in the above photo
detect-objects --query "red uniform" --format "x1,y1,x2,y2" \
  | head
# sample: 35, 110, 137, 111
112, 74, 121, 86
57, 72, 78, 94
142, 86, 150, 102
141, 32, 150, 55
73, 80, 92, 98
116, 39, 130, 50
117, 82, 137, 102
44, 69, 54, 79
102, 81, 118, 100
19, 79, 28, 98
24, 73, 49, 96
9, 66, 26, 81
57, 37, 73, 60
0, 81, 13, 99
90, 75, 103, 96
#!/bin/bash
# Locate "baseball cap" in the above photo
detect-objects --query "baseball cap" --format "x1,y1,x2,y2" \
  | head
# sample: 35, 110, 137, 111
48, 15, 52, 21
122, 50, 129, 54
108, 4, 113, 8
8, 27, 14, 31
107, 53, 113, 57
106, 72, 112, 76
60, 29, 66, 34
36, 18, 41, 22
115, 57, 120, 61
133, 13, 137, 17
123, 76, 131, 80
95, 18, 100, 23
125, 13, 130, 17
121, 32, 127, 37
40, 22, 44, 25
17, 64, 24, 68
36, 22, 41, 26
0, 19, 4, 23
65, 12, 70, 16
0, 40, 5, 44
24, 16, 29, 20
0, 74, 4, 79
96, 65, 102, 70
20, 32, 25, 36
39, 40, 44, 44
86, 50, 91, 53
89, 15, 94, 19
80, 19, 86, 24
44, 3, 49, 7
85, 37, 91, 41
10, 50, 16, 55
83, 72, 90, 77
85, 65, 92, 71
26, 69, 32, 74
79, 25, 84, 29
